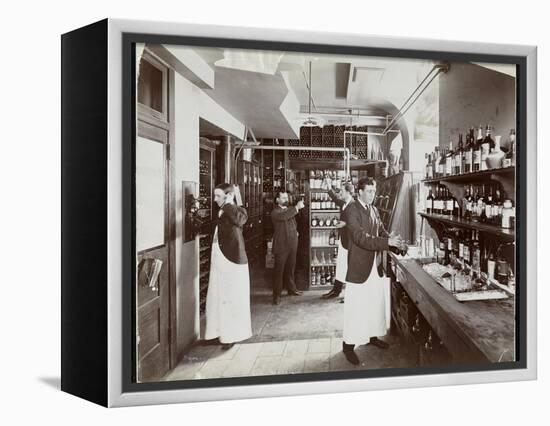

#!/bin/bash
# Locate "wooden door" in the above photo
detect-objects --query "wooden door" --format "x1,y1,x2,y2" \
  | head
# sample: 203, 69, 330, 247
136, 121, 171, 382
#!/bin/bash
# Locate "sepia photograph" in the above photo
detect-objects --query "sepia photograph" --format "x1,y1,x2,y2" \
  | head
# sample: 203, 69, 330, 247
133, 41, 519, 384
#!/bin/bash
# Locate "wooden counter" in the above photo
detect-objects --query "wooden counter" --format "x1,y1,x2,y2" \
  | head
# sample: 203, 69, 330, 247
388, 253, 515, 364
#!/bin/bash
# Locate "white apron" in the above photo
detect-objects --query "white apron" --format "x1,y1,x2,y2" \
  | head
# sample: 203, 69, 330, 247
204, 227, 252, 344
335, 239, 348, 282
343, 257, 391, 345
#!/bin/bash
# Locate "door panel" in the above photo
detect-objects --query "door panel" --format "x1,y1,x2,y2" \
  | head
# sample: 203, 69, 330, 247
136, 120, 171, 382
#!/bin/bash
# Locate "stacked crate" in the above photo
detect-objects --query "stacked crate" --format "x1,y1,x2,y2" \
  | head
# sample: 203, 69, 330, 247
355, 125, 369, 159
299, 126, 311, 159
322, 125, 335, 159
287, 138, 300, 159
346, 125, 357, 158
310, 126, 323, 160
334, 125, 345, 160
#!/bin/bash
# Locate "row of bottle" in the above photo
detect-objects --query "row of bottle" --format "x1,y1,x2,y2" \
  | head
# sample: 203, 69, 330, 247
435, 230, 513, 287
425, 126, 516, 179
309, 170, 346, 190
312, 248, 338, 266
311, 216, 340, 227
311, 192, 338, 210
311, 265, 337, 287
425, 183, 515, 229
311, 230, 339, 247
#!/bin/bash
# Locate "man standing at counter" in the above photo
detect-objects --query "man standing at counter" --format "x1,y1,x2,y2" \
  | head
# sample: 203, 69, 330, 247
322, 182, 355, 300
271, 191, 305, 305
342, 177, 403, 365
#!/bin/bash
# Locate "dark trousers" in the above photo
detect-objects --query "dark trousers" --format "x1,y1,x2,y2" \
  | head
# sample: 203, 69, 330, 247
272, 243, 298, 297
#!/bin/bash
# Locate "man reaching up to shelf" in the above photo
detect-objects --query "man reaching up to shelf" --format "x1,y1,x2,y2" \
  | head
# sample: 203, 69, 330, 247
322, 181, 356, 300
271, 191, 305, 305
342, 177, 403, 365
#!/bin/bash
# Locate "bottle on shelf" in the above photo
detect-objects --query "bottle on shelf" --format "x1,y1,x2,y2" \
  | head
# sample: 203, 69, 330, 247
320, 251, 326, 265
440, 146, 447, 177
473, 125, 483, 172
471, 186, 480, 221
445, 187, 454, 216
435, 185, 444, 215
480, 125, 493, 171
502, 199, 514, 229
453, 192, 460, 217
455, 133, 464, 175
503, 129, 515, 168
329, 230, 336, 246
315, 267, 321, 286
426, 187, 434, 214
446, 139, 454, 176
484, 185, 494, 223
464, 129, 474, 173
425, 153, 433, 179
462, 230, 471, 267
332, 247, 338, 262
311, 215, 318, 227
492, 186, 502, 226
471, 230, 481, 276
463, 185, 473, 220
433, 147, 441, 178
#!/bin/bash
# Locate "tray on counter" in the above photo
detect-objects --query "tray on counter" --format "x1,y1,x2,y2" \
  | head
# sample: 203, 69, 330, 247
419, 259, 510, 303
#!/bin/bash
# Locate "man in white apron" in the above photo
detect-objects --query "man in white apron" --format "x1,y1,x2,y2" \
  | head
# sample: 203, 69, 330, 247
204, 183, 252, 350
342, 177, 403, 365
322, 182, 355, 300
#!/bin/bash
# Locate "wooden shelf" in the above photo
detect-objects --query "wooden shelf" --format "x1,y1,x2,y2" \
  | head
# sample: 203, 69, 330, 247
422, 166, 515, 185
419, 212, 515, 241
311, 209, 340, 213
311, 226, 340, 229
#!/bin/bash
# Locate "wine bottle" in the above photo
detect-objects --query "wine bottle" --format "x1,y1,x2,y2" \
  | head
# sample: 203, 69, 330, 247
481, 125, 494, 171
445, 188, 454, 216
464, 128, 474, 173
455, 133, 464, 175
473, 125, 483, 172
426, 188, 434, 214
440, 147, 447, 177
446, 139, 454, 176
503, 129, 515, 168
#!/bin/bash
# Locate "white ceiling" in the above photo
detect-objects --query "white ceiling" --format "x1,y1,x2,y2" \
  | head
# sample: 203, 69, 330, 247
189, 47, 505, 140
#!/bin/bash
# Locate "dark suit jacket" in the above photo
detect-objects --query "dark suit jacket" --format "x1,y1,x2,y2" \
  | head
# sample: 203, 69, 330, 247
345, 201, 389, 284
271, 205, 299, 254
217, 203, 248, 264
328, 189, 354, 250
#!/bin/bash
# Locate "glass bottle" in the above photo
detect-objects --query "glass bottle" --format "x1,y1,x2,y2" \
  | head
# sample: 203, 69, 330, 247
446, 139, 454, 176
455, 133, 464, 175
473, 125, 483, 172
464, 128, 474, 173
426, 188, 434, 214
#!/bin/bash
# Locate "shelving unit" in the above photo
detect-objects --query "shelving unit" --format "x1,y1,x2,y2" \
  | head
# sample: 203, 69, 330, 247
423, 166, 515, 204
422, 166, 514, 185
308, 186, 340, 290
237, 156, 263, 264
419, 213, 515, 242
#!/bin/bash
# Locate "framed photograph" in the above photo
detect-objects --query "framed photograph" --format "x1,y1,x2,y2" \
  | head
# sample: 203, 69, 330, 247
61, 18, 537, 407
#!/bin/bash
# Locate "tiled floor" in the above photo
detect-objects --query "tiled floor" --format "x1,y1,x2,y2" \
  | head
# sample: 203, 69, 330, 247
164, 334, 416, 381
163, 264, 418, 381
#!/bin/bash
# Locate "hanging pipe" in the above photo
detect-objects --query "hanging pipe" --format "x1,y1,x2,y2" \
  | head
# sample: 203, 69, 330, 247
382, 62, 450, 135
